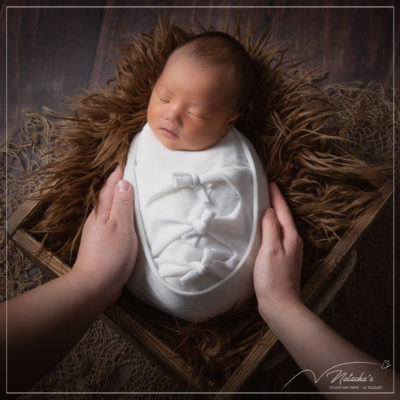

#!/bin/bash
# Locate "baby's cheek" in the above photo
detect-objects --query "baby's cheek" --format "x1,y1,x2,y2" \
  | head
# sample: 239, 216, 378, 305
147, 93, 158, 112
147, 101, 158, 128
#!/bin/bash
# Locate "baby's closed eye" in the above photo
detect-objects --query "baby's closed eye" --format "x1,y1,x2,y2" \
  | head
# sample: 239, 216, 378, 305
158, 95, 170, 103
187, 110, 209, 120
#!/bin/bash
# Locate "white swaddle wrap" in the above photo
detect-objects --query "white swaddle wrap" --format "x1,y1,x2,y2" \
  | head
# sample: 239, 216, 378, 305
123, 123, 269, 321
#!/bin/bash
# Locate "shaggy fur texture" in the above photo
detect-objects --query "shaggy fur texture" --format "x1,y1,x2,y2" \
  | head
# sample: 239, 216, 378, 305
24, 16, 393, 387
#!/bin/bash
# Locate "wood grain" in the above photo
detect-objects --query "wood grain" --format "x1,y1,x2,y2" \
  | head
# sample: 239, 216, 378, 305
7, 198, 41, 237
3, 2, 397, 144
4, 0, 106, 142
12, 228, 71, 277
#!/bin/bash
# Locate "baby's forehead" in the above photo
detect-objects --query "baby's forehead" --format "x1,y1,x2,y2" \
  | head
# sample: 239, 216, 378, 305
164, 52, 238, 100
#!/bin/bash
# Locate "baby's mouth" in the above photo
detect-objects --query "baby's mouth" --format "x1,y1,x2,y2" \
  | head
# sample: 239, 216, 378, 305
160, 127, 179, 139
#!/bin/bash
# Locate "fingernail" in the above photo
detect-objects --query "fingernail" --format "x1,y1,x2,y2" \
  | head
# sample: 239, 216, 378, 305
265, 208, 275, 217
118, 180, 129, 192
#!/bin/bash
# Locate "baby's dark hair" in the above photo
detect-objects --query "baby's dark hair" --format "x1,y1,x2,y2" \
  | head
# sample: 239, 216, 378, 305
166, 31, 255, 114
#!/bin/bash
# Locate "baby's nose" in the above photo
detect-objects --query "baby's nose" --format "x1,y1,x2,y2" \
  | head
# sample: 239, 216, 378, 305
166, 103, 182, 123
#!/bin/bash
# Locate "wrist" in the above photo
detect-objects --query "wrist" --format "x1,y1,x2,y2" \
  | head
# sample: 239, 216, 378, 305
258, 296, 306, 328
70, 264, 121, 310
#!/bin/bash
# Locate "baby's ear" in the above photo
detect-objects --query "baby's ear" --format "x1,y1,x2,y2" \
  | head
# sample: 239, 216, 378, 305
224, 114, 240, 137
228, 113, 241, 127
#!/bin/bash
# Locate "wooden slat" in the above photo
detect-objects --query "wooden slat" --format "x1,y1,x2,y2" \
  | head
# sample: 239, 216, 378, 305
216, 181, 393, 397
216, 330, 279, 399
302, 181, 393, 305
7, 199, 42, 237
12, 229, 71, 277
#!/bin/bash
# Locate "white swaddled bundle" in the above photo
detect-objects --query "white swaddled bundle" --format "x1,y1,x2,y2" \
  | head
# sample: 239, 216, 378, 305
123, 123, 269, 321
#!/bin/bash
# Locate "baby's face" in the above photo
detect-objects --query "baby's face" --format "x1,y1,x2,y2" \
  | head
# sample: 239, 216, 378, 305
147, 50, 240, 151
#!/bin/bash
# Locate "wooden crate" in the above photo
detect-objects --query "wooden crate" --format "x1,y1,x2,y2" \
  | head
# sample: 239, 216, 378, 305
7, 181, 392, 396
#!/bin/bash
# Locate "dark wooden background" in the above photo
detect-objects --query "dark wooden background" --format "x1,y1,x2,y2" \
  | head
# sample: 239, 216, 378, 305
2, 0, 399, 143
1, 0, 398, 396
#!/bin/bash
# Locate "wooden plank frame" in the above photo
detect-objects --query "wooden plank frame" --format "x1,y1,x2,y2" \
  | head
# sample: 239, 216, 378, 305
6, 181, 393, 396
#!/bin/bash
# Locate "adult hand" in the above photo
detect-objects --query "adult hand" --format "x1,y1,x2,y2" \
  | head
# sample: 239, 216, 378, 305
2, 165, 138, 392
254, 181, 304, 323
73, 165, 138, 305
253, 183, 399, 397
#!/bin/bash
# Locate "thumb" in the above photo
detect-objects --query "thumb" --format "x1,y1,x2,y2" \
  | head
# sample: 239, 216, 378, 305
109, 180, 134, 226
260, 208, 283, 253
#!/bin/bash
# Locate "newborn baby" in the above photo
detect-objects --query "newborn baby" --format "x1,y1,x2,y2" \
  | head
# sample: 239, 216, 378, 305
123, 32, 270, 321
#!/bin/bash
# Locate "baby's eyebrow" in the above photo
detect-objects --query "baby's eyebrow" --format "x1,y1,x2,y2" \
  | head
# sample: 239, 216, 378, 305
189, 103, 209, 108
156, 86, 171, 94
188, 100, 213, 108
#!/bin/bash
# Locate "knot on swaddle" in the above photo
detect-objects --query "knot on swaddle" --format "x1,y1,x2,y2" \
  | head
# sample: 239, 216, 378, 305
179, 248, 239, 285
186, 209, 216, 237
173, 172, 200, 187
145, 172, 243, 282
181, 248, 215, 284
144, 166, 252, 208
156, 248, 239, 286
172, 172, 210, 203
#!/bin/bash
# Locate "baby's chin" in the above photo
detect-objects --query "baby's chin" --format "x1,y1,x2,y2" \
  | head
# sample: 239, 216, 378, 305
154, 133, 187, 151
160, 139, 190, 151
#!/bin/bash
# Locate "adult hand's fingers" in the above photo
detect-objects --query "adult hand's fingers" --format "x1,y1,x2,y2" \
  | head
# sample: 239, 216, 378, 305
97, 165, 123, 222
259, 207, 283, 255
109, 179, 134, 228
269, 182, 298, 250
